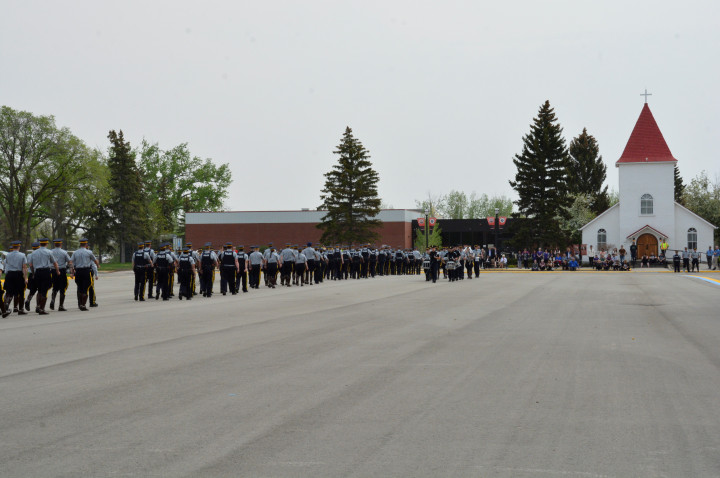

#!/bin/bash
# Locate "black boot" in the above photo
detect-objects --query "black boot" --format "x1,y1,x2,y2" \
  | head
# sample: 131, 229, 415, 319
50, 291, 57, 310
58, 295, 67, 312
1, 295, 10, 318
25, 292, 35, 311
17, 296, 27, 315
38, 297, 49, 315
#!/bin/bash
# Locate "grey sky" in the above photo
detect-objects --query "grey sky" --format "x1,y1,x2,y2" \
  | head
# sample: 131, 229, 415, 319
2, 1, 718, 212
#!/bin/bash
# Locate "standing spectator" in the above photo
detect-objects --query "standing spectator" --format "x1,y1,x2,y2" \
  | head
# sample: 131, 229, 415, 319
629, 240, 638, 267
707, 246, 714, 270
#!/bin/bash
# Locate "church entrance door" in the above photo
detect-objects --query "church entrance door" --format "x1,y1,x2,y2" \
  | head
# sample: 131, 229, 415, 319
637, 233, 658, 257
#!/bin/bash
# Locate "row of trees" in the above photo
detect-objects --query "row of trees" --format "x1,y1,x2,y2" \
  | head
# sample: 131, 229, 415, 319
0, 106, 231, 260
414, 191, 514, 219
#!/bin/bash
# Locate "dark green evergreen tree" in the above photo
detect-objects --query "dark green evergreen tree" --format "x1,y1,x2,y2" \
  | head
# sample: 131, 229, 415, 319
674, 164, 685, 205
107, 130, 148, 262
508, 101, 572, 247
568, 128, 610, 214
317, 127, 382, 244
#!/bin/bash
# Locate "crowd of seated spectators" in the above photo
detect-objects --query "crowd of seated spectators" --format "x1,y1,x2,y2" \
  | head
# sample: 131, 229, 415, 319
591, 248, 631, 271
519, 247, 580, 271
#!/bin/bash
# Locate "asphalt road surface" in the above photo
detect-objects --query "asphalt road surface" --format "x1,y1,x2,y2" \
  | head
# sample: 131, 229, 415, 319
1, 269, 720, 477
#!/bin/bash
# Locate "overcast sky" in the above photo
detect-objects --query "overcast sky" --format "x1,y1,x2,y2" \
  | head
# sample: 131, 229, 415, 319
2, 1, 718, 212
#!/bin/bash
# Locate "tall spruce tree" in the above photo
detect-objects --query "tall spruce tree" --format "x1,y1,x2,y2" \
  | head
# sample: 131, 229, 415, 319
674, 164, 685, 205
568, 128, 610, 214
317, 127, 382, 244
107, 130, 148, 262
509, 101, 572, 247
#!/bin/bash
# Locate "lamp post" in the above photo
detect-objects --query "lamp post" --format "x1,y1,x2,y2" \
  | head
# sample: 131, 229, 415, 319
494, 207, 499, 254
424, 208, 429, 249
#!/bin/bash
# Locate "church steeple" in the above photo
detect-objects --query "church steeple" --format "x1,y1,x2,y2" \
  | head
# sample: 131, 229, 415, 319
616, 103, 677, 165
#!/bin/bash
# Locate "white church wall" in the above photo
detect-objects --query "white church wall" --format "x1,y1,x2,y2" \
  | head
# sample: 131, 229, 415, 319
581, 205, 620, 260
618, 162, 676, 246
673, 203, 716, 253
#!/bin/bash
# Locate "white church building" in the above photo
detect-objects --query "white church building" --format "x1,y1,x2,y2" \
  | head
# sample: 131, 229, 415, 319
580, 102, 715, 260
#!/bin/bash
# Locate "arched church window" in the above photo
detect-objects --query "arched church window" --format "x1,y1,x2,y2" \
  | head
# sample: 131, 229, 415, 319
641, 194, 653, 215
687, 228, 697, 250
597, 229, 607, 250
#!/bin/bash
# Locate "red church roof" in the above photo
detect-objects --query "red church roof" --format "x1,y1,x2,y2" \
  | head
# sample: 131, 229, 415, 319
616, 103, 677, 165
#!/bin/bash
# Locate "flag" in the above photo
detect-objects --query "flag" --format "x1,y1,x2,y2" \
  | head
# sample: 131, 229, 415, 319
417, 217, 425, 227
499, 216, 507, 227
487, 217, 495, 226
429, 217, 437, 227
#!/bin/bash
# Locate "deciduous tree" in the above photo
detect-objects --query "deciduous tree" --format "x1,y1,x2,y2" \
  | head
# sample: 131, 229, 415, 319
0, 106, 97, 246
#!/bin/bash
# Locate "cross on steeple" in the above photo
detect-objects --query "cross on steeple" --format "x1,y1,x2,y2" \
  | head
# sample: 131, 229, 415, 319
641, 88, 652, 103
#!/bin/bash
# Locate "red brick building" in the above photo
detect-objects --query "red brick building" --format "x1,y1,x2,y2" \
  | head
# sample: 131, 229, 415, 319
184, 209, 422, 249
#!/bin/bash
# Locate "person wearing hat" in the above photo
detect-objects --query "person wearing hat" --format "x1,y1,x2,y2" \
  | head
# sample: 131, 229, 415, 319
279, 243, 295, 287
234, 245, 249, 293
248, 245, 264, 289
293, 247, 308, 286
219, 242, 239, 295
132, 242, 152, 301
185, 242, 200, 296
2, 241, 28, 317
71, 238, 99, 312
142, 241, 156, 299
176, 245, 196, 300
26, 238, 60, 315
264, 246, 280, 288
24, 242, 41, 311
262, 243, 273, 286
301, 242, 317, 285
50, 239, 72, 311
154, 243, 177, 300
198, 242, 218, 297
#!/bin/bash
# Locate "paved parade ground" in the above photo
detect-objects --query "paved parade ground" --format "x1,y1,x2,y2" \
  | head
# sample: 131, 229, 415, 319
1, 269, 720, 477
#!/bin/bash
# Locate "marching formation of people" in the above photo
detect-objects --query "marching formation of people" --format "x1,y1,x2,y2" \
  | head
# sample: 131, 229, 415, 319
4, 238, 718, 317
129, 242, 512, 301
0, 238, 99, 318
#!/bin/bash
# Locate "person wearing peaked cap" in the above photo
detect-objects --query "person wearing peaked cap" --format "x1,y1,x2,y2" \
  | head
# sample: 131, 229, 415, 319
154, 243, 177, 300
50, 239, 72, 311
1, 241, 27, 318
71, 237, 99, 310
248, 245, 264, 289
143, 241, 156, 299
23, 242, 40, 312
165, 243, 178, 297
262, 244, 273, 286
176, 245, 196, 300
185, 242, 200, 296
198, 242, 218, 297
132, 242, 151, 301
219, 242, 239, 295
301, 242, 317, 285
264, 246, 280, 288
25, 238, 59, 315
291, 245, 301, 285
234, 245, 249, 293
280, 244, 295, 287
